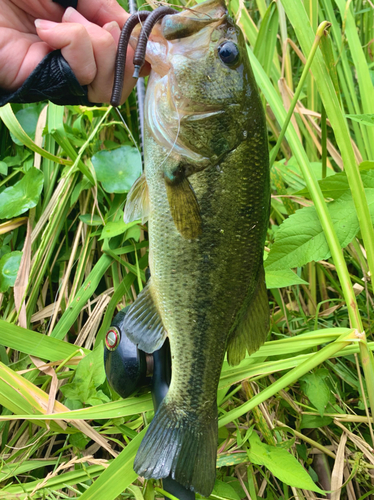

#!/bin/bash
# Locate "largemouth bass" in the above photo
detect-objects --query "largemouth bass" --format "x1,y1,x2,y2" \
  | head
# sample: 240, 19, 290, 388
123, 0, 270, 495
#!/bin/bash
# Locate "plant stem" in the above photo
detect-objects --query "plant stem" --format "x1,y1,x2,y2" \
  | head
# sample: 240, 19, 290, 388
321, 105, 327, 179
269, 21, 331, 167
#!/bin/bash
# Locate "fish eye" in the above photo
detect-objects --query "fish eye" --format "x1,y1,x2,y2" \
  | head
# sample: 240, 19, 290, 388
217, 41, 240, 67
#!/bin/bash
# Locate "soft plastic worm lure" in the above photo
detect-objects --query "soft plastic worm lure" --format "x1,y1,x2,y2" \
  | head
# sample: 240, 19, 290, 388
111, 11, 150, 107
111, 7, 178, 107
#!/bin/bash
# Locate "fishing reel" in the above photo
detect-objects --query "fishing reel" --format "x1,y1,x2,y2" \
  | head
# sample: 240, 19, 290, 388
104, 308, 195, 500
104, 306, 171, 408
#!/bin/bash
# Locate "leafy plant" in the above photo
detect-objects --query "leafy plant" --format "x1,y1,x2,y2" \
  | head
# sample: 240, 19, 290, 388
0, 0, 373, 499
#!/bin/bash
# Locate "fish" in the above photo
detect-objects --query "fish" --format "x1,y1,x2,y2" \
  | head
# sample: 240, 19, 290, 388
122, 0, 270, 495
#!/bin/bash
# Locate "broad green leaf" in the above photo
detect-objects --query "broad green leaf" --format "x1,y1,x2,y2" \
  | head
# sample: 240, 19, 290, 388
126, 485, 144, 500
70, 432, 90, 449
222, 478, 247, 500
124, 223, 141, 242
359, 161, 374, 171
79, 214, 104, 226
346, 114, 374, 126
12, 104, 44, 144
210, 479, 241, 500
216, 452, 247, 467
0, 244, 10, 259
300, 415, 333, 429
71, 178, 93, 206
265, 188, 374, 271
297, 168, 374, 200
247, 432, 324, 493
92, 145, 142, 193
61, 343, 109, 406
0, 161, 8, 175
300, 368, 331, 416
144, 481, 155, 500
2, 151, 31, 167
265, 268, 308, 289
99, 220, 138, 240
0, 167, 44, 218
0, 251, 22, 292
273, 159, 334, 192
0, 104, 71, 166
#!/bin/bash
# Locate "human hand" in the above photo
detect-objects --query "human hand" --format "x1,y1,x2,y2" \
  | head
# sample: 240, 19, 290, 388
0, 0, 142, 104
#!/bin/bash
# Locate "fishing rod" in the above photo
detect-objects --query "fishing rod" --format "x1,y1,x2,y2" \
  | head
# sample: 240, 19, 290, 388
107, 4, 196, 499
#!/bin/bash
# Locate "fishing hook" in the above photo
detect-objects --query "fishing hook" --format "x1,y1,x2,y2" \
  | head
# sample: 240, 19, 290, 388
132, 6, 178, 78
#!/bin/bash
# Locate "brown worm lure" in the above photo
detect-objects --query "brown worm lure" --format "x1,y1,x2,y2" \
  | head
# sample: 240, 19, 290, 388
111, 6, 178, 107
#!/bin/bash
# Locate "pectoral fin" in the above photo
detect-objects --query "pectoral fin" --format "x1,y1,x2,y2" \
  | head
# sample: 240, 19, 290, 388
124, 173, 150, 224
165, 177, 202, 239
123, 281, 167, 353
227, 266, 269, 366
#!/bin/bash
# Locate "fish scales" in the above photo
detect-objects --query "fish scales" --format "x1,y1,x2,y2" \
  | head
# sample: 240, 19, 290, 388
123, 0, 270, 495
148, 133, 268, 407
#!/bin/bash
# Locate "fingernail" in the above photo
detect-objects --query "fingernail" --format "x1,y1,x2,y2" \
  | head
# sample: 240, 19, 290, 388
63, 6, 85, 23
63, 6, 76, 22
35, 19, 58, 29
104, 21, 120, 34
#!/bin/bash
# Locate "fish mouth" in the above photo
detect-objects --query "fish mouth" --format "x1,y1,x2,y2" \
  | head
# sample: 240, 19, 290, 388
131, 0, 233, 161
129, 0, 227, 77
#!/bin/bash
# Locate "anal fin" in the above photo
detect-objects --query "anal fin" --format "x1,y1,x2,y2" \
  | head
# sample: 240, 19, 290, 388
123, 281, 167, 353
165, 177, 202, 239
227, 266, 269, 366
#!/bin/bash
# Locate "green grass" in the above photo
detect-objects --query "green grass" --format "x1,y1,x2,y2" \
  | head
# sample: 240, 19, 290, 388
0, 0, 374, 499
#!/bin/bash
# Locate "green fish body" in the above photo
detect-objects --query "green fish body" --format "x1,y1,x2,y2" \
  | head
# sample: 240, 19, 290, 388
124, 0, 270, 495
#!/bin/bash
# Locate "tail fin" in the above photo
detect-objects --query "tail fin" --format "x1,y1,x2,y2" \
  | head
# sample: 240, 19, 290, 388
134, 397, 218, 497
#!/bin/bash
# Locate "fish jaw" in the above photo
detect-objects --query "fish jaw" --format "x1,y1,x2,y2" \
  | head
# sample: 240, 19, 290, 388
130, 3, 257, 176
129, 0, 226, 76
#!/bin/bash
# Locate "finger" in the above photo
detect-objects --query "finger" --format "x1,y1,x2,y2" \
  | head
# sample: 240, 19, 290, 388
0, 30, 51, 90
63, 9, 150, 103
76, 0, 129, 28
62, 8, 119, 102
103, 21, 121, 45
35, 19, 96, 85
